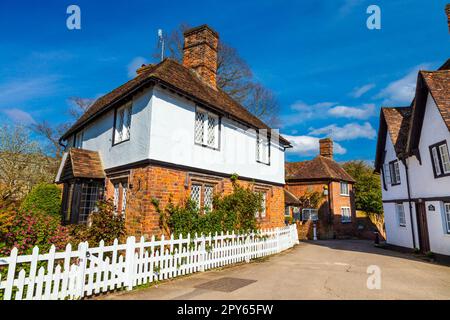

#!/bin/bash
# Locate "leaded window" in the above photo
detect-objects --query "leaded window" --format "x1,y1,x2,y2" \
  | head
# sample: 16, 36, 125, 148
341, 207, 351, 223
191, 184, 202, 209
256, 130, 270, 164
114, 104, 132, 144
195, 107, 219, 149
396, 203, 406, 227
430, 141, 450, 177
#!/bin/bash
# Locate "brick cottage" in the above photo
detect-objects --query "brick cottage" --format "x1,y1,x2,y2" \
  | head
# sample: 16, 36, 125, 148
55, 25, 292, 237
285, 138, 357, 239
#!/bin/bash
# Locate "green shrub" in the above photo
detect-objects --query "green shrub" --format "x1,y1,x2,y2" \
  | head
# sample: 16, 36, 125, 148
69, 200, 125, 246
153, 179, 261, 237
20, 183, 62, 217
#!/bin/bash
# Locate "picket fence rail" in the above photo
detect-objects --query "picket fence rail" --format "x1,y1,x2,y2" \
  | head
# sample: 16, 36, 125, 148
0, 224, 299, 300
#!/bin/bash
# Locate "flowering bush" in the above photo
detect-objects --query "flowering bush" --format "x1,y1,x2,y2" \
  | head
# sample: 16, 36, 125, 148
0, 209, 70, 256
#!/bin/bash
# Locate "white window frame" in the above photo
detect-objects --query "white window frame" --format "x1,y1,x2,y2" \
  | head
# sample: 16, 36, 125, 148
113, 103, 132, 145
255, 191, 267, 218
74, 130, 84, 149
340, 182, 349, 196
386, 160, 401, 185
256, 130, 270, 165
112, 180, 128, 217
341, 207, 351, 223
444, 203, 450, 234
395, 203, 406, 227
430, 141, 450, 177
302, 208, 318, 221
194, 107, 219, 149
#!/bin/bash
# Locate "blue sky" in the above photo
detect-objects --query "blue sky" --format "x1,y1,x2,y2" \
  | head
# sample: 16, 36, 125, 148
0, 0, 448, 163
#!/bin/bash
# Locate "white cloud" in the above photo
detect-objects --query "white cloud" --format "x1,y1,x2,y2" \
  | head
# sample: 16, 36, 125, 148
2, 108, 35, 125
350, 83, 375, 98
127, 56, 148, 78
375, 63, 431, 105
281, 101, 337, 127
0, 76, 59, 107
328, 103, 376, 120
284, 134, 346, 156
308, 122, 376, 141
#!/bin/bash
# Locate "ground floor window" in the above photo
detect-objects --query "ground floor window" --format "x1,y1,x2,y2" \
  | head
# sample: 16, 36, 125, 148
254, 190, 267, 219
396, 203, 406, 227
62, 180, 104, 225
444, 203, 450, 234
341, 207, 351, 223
112, 179, 128, 216
190, 182, 215, 212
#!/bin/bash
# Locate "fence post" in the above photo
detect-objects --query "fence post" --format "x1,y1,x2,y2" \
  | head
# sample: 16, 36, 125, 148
276, 228, 281, 253
76, 241, 88, 299
4, 247, 18, 300
125, 236, 136, 291
245, 235, 250, 263
200, 235, 206, 272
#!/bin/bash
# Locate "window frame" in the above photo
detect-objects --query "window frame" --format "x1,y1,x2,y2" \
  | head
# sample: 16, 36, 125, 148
341, 207, 352, 223
194, 106, 221, 151
395, 203, 406, 227
256, 130, 271, 165
340, 181, 349, 196
73, 130, 84, 149
444, 203, 450, 234
111, 179, 128, 217
388, 160, 401, 186
112, 103, 132, 146
190, 181, 216, 213
429, 140, 450, 179
254, 188, 268, 219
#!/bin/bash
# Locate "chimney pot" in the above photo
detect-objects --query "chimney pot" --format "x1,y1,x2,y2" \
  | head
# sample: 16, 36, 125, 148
319, 138, 333, 159
182, 25, 219, 89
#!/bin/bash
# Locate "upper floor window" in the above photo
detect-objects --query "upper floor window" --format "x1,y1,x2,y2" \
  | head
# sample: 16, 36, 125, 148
430, 141, 450, 178
114, 103, 132, 145
340, 182, 349, 196
194, 107, 219, 149
384, 160, 401, 186
256, 130, 270, 164
395, 203, 406, 227
74, 130, 84, 149
444, 203, 450, 234
341, 207, 351, 223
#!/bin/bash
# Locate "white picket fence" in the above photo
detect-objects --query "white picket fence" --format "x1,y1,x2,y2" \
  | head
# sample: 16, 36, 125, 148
0, 224, 298, 300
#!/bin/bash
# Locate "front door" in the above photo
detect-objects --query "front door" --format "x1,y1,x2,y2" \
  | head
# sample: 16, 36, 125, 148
415, 202, 430, 253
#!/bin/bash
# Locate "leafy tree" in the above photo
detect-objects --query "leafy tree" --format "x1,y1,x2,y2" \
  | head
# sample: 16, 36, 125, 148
342, 160, 383, 214
154, 24, 280, 126
20, 183, 62, 217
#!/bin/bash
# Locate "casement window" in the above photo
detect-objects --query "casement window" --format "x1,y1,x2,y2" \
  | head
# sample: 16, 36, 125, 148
256, 130, 270, 164
112, 180, 128, 216
341, 207, 351, 223
430, 141, 450, 178
194, 107, 219, 149
302, 208, 318, 221
78, 182, 104, 224
384, 160, 401, 186
113, 103, 132, 145
255, 191, 267, 218
74, 130, 84, 149
62, 181, 104, 225
395, 203, 406, 227
442, 203, 450, 234
190, 183, 215, 212
340, 182, 349, 196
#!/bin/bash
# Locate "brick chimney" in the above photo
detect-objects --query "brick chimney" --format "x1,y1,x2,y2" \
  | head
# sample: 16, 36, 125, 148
319, 138, 333, 159
446, 4, 450, 33
183, 25, 219, 89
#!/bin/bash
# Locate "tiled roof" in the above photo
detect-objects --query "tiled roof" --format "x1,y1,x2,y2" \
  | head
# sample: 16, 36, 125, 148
61, 59, 291, 146
381, 107, 412, 156
284, 189, 300, 205
420, 70, 450, 131
68, 148, 105, 180
285, 156, 355, 183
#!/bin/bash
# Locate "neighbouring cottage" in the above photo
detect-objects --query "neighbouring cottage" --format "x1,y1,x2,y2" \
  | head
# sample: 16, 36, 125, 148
374, 58, 450, 259
284, 138, 357, 239
55, 25, 292, 237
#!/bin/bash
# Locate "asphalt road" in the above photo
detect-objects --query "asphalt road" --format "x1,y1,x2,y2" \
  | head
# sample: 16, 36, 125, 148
102, 240, 450, 300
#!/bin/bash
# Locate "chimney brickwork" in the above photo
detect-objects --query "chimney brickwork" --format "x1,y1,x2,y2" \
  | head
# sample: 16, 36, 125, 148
183, 25, 219, 88
319, 138, 333, 159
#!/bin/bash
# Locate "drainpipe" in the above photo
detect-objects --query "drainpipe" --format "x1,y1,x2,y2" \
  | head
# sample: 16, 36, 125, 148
403, 158, 417, 249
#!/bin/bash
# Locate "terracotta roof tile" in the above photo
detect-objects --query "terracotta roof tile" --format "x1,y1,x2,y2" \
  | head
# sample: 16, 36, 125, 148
69, 148, 105, 179
285, 156, 355, 183
61, 59, 290, 145
420, 70, 450, 131
381, 107, 411, 156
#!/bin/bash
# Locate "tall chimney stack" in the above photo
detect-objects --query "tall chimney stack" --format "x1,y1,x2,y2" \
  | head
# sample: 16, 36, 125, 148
319, 138, 333, 159
183, 25, 219, 89
446, 4, 450, 33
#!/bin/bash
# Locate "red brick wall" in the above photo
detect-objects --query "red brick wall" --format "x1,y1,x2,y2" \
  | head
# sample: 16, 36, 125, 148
106, 164, 285, 238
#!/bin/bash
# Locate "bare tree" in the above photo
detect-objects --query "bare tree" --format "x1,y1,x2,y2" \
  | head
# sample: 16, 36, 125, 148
153, 24, 279, 126
0, 125, 56, 208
